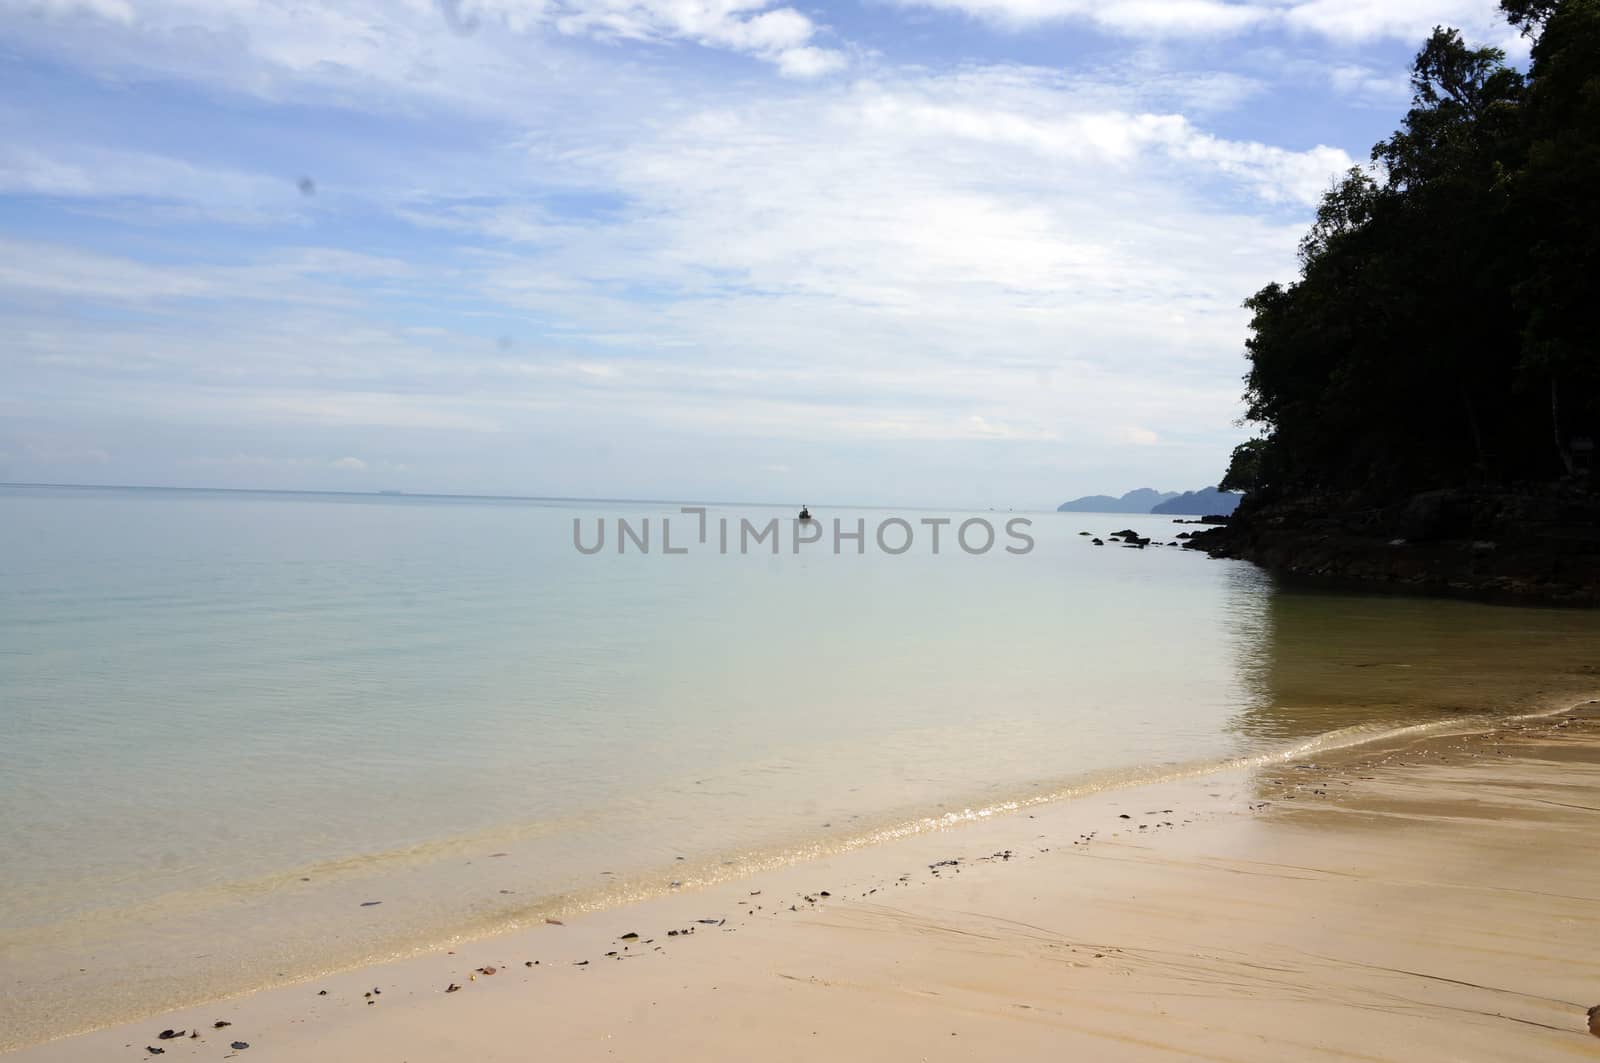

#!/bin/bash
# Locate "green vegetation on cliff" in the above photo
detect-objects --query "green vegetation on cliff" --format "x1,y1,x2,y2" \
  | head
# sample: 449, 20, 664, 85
1222, 0, 1599, 504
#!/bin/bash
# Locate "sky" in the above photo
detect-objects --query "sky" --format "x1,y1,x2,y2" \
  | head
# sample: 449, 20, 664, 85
0, 0, 1529, 508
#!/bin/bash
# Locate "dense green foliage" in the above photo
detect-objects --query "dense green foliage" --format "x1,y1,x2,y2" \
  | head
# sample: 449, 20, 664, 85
1225, 0, 1600, 501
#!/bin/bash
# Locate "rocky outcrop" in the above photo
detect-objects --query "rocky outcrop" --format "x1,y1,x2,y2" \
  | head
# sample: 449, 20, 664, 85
1185, 485, 1600, 606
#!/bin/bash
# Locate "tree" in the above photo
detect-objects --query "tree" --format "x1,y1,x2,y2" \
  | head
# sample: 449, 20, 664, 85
1220, 438, 1270, 495
1229, 0, 1598, 502
1502, 0, 1561, 32
1508, 0, 1600, 475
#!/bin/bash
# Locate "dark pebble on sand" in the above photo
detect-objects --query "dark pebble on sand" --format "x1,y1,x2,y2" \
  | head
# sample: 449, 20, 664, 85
213, 1021, 232, 1029
145, 1048, 164, 1055
620, 932, 639, 940
359, 901, 382, 907
445, 983, 461, 993
230, 1041, 250, 1050
158, 1030, 183, 1040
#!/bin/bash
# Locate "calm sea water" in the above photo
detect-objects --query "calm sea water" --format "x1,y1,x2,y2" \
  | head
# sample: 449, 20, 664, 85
3, 484, 1598, 1048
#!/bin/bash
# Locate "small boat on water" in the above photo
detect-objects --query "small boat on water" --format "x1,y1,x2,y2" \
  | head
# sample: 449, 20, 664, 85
798, 505, 813, 521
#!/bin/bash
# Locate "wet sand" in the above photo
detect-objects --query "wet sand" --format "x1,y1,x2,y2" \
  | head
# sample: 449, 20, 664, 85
10, 703, 1600, 1062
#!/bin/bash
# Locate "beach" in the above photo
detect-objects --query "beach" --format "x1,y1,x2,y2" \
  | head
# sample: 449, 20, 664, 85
8, 0, 1600, 1057
16, 487, 1600, 1053
10, 701, 1600, 1062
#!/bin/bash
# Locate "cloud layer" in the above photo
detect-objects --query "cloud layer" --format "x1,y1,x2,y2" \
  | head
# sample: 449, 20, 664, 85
0, 0, 1519, 503
885, 0, 1523, 48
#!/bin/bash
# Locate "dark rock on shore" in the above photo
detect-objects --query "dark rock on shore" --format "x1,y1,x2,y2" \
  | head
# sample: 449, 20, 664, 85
1186, 486, 1600, 606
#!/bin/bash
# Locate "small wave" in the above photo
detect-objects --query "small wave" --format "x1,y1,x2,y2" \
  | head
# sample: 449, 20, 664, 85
442, 689, 1600, 934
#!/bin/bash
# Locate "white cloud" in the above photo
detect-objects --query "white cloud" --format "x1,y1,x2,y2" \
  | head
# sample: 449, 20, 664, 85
1, 50, 1341, 487
1116, 426, 1161, 446
774, 44, 848, 77
0, 64, 1325, 476
1326, 62, 1412, 104
1154, 122, 1355, 205
845, 88, 1352, 204
883, 0, 1266, 34
885, 0, 1522, 48
437, 70, 1334, 464
14, 0, 131, 19
0, 145, 301, 221
0, 238, 412, 306
0, 0, 1390, 501
1282, 0, 1516, 47
0, 0, 846, 84
516, 0, 849, 76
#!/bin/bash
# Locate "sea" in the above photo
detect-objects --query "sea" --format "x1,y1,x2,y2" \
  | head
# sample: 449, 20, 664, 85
3, 483, 1598, 1049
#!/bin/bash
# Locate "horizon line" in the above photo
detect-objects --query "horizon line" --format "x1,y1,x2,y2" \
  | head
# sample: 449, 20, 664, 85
0, 480, 1056, 515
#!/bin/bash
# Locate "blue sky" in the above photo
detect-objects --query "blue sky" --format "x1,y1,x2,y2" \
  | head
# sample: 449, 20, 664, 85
0, 0, 1527, 507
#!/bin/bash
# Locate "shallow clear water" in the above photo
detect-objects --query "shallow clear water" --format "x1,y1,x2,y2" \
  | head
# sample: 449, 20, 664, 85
2, 484, 1597, 1048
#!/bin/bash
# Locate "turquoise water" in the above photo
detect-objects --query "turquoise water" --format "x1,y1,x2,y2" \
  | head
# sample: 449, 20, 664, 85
3, 484, 1598, 1048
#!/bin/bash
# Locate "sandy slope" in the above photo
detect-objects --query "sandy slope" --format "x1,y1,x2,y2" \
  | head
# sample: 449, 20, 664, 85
10, 705, 1600, 1062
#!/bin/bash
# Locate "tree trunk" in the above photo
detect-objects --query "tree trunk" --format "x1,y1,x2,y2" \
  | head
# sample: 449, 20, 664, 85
1458, 379, 1487, 478
1552, 376, 1576, 477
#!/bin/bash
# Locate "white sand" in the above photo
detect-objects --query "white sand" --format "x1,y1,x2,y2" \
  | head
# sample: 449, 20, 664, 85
10, 705, 1600, 1062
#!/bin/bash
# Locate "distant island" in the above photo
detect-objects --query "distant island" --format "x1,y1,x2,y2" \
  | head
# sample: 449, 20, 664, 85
1150, 487, 1241, 516
1058, 486, 1240, 516
1188, 0, 1599, 605
1056, 488, 1175, 514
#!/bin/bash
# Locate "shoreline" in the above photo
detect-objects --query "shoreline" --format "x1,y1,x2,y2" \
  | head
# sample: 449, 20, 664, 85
5, 694, 1595, 1052
1187, 488, 1600, 607
8, 696, 1600, 1061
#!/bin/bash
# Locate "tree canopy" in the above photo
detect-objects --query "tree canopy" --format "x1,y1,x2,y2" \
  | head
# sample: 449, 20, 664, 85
1224, 0, 1599, 502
